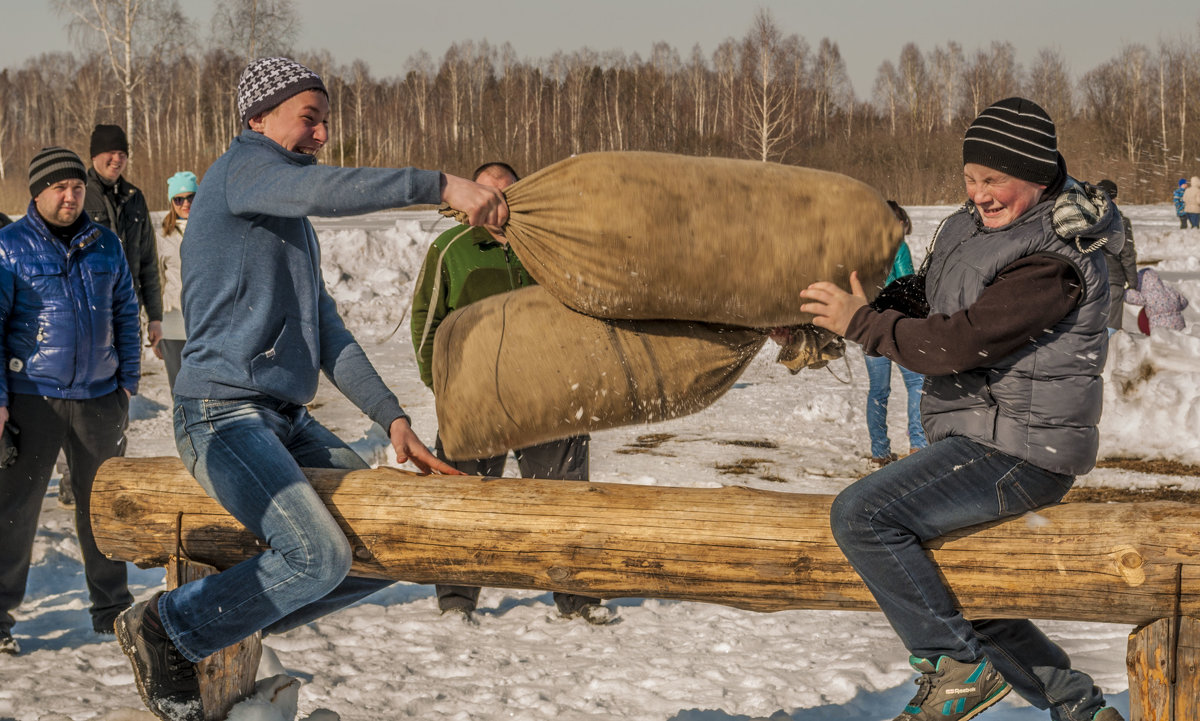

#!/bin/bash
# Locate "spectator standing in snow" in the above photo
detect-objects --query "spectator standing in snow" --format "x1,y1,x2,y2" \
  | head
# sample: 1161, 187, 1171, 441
411, 161, 611, 625
861, 201, 927, 466
0, 147, 140, 654
1096, 179, 1139, 334
1173, 178, 1189, 229
153, 171, 197, 392
84, 124, 163, 346
113, 57, 507, 721
1183, 175, 1200, 228
1126, 267, 1189, 333
801, 97, 1125, 721
56, 125, 162, 509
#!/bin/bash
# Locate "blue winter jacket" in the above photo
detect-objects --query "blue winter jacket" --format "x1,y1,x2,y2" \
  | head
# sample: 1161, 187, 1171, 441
174, 130, 443, 431
0, 203, 141, 406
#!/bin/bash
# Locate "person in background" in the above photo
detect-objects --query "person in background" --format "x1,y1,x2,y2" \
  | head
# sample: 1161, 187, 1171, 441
1174, 178, 1189, 229
1183, 175, 1200, 229
802, 97, 1125, 721
84, 124, 163, 342
1126, 267, 1189, 333
0, 213, 11, 229
411, 161, 611, 625
1096, 179, 1138, 334
154, 171, 196, 392
862, 201, 927, 466
60, 124, 161, 509
0, 147, 140, 654
113, 56, 506, 721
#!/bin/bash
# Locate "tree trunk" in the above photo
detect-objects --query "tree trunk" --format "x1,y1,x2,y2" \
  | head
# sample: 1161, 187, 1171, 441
92, 458, 1200, 625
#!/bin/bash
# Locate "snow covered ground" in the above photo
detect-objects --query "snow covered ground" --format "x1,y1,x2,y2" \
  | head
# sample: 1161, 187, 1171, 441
1, 203, 1197, 720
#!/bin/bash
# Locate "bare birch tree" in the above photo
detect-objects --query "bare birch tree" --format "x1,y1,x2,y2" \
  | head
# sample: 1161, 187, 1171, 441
211, 0, 299, 61
739, 10, 792, 161
54, 0, 186, 152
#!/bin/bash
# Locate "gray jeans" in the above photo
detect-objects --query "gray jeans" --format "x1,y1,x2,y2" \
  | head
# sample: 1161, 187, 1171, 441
432, 433, 596, 615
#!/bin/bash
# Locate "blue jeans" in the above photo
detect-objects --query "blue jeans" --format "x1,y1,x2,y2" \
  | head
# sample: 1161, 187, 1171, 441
160, 396, 392, 662
1187, 212, 1200, 228
830, 436, 1108, 721
864, 354, 927, 458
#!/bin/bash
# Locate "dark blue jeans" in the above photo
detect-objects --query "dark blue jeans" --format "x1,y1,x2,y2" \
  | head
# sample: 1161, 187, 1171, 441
830, 435, 1108, 721
160, 396, 391, 662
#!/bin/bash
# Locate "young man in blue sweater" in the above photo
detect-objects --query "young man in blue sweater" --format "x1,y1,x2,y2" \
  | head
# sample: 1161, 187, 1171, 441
115, 57, 508, 721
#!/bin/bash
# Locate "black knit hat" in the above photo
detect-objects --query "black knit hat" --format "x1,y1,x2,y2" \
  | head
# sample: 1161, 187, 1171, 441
237, 57, 327, 127
89, 124, 128, 157
962, 97, 1059, 186
29, 146, 88, 197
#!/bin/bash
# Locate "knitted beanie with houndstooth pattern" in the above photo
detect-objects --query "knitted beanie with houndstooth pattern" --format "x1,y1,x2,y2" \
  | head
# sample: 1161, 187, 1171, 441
236, 57, 327, 128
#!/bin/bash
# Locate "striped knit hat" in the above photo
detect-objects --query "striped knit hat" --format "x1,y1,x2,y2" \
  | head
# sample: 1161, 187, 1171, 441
28, 146, 87, 197
962, 97, 1059, 186
237, 57, 326, 127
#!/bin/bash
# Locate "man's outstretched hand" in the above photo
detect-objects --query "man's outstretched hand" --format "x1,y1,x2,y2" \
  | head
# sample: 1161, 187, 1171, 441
389, 417, 465, 475
441, 174, 509, 229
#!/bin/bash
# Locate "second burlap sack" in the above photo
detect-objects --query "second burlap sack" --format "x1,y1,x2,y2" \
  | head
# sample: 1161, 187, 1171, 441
434, 286, 767, 460
443, 151, 904, 327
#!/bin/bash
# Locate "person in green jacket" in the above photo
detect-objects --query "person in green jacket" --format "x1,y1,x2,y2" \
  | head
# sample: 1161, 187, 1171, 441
410, 161, 612, 625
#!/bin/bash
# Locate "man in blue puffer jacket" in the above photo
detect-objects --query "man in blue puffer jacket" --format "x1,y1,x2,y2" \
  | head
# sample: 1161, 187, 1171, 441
0, 147, 141, 655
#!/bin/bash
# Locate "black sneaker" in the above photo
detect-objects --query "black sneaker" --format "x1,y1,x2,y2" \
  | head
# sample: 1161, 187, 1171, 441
560, 602, 617, 625
115, 592, 203, 721
894, 655, 1010, 721
58, 478, 76, 507
0, 629, 19, 655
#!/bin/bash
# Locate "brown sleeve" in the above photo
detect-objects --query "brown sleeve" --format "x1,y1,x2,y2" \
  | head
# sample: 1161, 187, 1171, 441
845, 254, 1084, 376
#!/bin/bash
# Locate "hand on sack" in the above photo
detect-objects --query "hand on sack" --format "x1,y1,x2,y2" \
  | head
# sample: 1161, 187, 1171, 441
799, 271, 868, 337
442, 174, 509, 230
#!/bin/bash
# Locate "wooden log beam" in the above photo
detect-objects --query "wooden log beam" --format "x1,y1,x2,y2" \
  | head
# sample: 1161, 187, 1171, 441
92, 457, 1200, 625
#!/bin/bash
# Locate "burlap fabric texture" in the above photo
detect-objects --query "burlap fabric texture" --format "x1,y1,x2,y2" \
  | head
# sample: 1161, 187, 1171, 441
441, 151, 904, 328
434, 151, 904, 457
433, 286, 766, 460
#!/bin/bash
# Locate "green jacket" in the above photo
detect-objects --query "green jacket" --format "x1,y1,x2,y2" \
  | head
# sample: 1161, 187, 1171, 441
411, 225, 535, 388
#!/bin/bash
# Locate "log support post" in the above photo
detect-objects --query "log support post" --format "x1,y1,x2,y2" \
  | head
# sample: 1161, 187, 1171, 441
167, 556, 261, 721
1127, 616, 1200, 721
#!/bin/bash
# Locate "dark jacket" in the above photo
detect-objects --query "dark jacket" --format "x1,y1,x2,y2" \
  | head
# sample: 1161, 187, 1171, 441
0, 202, 141, 406
84, 168, 162, 322
1102, 207, 1137, 329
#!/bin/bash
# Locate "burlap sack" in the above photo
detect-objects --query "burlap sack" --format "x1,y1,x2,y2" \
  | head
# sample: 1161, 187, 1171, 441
433, 286, 767, 460
443, 151, 903, 327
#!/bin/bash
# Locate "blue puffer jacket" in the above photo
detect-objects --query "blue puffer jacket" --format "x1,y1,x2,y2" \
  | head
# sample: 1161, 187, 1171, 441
0, 202, 141, 406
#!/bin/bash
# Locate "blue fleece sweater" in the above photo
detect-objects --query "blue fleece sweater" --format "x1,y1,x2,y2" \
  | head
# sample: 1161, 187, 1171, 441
174, 130, 443, 430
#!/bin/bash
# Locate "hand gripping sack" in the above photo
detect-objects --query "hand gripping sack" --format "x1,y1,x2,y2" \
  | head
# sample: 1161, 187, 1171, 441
442, 151, 903, 327
433, 286, 767, 460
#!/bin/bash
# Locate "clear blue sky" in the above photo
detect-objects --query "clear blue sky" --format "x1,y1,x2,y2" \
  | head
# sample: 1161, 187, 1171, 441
4, 0, 1197, 98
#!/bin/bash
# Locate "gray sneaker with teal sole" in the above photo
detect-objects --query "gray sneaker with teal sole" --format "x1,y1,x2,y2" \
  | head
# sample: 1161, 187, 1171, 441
894, 655, 1011, 721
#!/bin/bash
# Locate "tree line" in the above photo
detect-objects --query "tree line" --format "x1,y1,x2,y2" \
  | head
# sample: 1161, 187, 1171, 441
1, 3, 1198, 213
